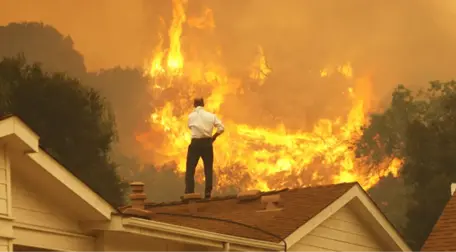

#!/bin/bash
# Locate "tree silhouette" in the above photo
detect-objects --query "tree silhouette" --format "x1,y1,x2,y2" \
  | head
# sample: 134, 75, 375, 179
83, 67, 151, 150
0, 55, 126, 207
0, 22, 86, 78
357, 81, 456, 249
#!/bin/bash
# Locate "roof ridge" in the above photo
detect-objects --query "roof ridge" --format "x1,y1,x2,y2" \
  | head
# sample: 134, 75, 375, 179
144, 188, 289, 208
311, 182, 358, 187
118, 181, 360, 243
142, 182, 356, 209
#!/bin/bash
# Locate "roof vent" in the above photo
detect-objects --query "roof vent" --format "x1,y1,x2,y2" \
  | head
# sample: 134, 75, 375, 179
237, 190, 261, 202
123, 181, 151, 218
451, 183, 456, 196
129, 182, 147, 210
258, 193, 282, 212
182, 193, 202, 213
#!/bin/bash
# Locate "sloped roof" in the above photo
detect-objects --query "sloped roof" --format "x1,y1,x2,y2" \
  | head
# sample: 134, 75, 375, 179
119, 182, 356, 242
421, 192, 456, 251
0, 115, 115, 221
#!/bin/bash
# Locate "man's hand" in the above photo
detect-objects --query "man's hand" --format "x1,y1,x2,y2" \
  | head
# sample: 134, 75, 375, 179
212, 132, 221, 143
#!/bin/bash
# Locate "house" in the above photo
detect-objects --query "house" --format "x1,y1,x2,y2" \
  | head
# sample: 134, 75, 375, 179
0, 115, 411, 251
421, 183, 456, 251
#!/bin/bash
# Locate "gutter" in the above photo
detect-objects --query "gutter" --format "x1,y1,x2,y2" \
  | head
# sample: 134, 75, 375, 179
122, 217, 283, 251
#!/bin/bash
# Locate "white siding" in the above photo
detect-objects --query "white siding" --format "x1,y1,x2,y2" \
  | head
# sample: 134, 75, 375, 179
100, 231, 212, 251
0, 238, 12, 251
13, 226, 94, 251
11, 169, 84, 233
0, 148, 10, 216
0, 147, 13, 251
290, 205, 385, 251
10, 165, 95, 251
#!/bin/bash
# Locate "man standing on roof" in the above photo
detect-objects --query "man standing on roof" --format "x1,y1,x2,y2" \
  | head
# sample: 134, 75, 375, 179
185, 98, 225, 199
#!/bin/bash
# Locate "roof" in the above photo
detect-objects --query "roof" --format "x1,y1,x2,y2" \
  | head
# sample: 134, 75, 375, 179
119, 181, 411, 251
0, 116, 410, 250
421, 192, 456, 251
120, 182, 356, 242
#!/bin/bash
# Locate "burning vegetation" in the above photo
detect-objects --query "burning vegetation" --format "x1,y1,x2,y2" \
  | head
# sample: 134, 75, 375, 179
135, 0, 401, 192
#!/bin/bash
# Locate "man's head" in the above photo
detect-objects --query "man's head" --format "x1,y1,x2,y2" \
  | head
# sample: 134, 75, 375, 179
193, 98, 204, 108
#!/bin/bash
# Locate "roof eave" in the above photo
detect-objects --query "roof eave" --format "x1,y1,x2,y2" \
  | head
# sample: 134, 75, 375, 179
283, 183, 411, 251
122, 217, 285, 251
0, 116, 39, 153
0, 116, 115, 221
352, 184, 412, 252
284, 184, 358, 248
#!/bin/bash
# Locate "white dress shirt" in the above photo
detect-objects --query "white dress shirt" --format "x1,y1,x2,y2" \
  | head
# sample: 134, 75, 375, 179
188, 106, 225, 139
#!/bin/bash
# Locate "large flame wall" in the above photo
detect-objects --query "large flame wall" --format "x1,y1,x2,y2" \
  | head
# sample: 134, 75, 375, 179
135, 0, 401, 192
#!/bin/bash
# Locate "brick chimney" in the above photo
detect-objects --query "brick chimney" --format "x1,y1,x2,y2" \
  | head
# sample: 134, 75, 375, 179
451, 183, 456, 196
129, 182, 147, 210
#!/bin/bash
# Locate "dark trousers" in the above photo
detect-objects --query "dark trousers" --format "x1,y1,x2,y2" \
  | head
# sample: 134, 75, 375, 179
185, 138, 214, 197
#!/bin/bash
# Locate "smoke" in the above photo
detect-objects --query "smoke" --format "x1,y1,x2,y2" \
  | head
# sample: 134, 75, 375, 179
4, 0, 454, 125
201, 0, 456, 126
0, 0, 160, 70
2, 0, 456, 200
2, 1, 455, 83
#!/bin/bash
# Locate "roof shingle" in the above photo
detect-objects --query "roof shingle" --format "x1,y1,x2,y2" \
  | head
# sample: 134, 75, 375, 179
119, 182, 356, 242
421, 193, 456, 251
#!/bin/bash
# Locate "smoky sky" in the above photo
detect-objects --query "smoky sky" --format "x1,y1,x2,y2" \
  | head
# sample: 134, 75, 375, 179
2, 0, 456, 85
2, 0, 456, 202
3, 0, 456, 140
3, 0, 456, 155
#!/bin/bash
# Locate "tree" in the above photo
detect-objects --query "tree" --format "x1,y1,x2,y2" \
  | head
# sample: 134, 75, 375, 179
367, 176, 410, 233
0, 55, 126, 207
83, 67, 151, 154
0, 22, 86, 78
356, 81, 456, 249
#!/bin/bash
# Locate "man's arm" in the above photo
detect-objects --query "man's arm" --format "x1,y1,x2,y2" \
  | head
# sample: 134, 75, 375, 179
188, 113, 193, 129
212, 115, 224, 142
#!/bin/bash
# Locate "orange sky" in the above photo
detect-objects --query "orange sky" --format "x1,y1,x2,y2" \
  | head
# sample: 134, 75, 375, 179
2, 0, 456, 87
0, 0, 158, 70
4, 0, 456, 132
3, 0, 456, 200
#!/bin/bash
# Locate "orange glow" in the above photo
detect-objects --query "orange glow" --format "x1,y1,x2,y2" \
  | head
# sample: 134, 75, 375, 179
320, 62, 353, 79
250, 46, 271, 86
137, 3, 402, 192
166, 0, 186, 74
187, 7, 215, 30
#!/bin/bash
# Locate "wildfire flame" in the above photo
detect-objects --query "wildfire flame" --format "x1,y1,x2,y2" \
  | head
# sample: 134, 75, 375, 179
250, 45, 271, 86
137, 1, 401, 192
320, 62, 353, 78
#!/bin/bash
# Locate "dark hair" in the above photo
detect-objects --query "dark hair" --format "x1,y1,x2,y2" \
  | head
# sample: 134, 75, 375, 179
193, 98, 204, 108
